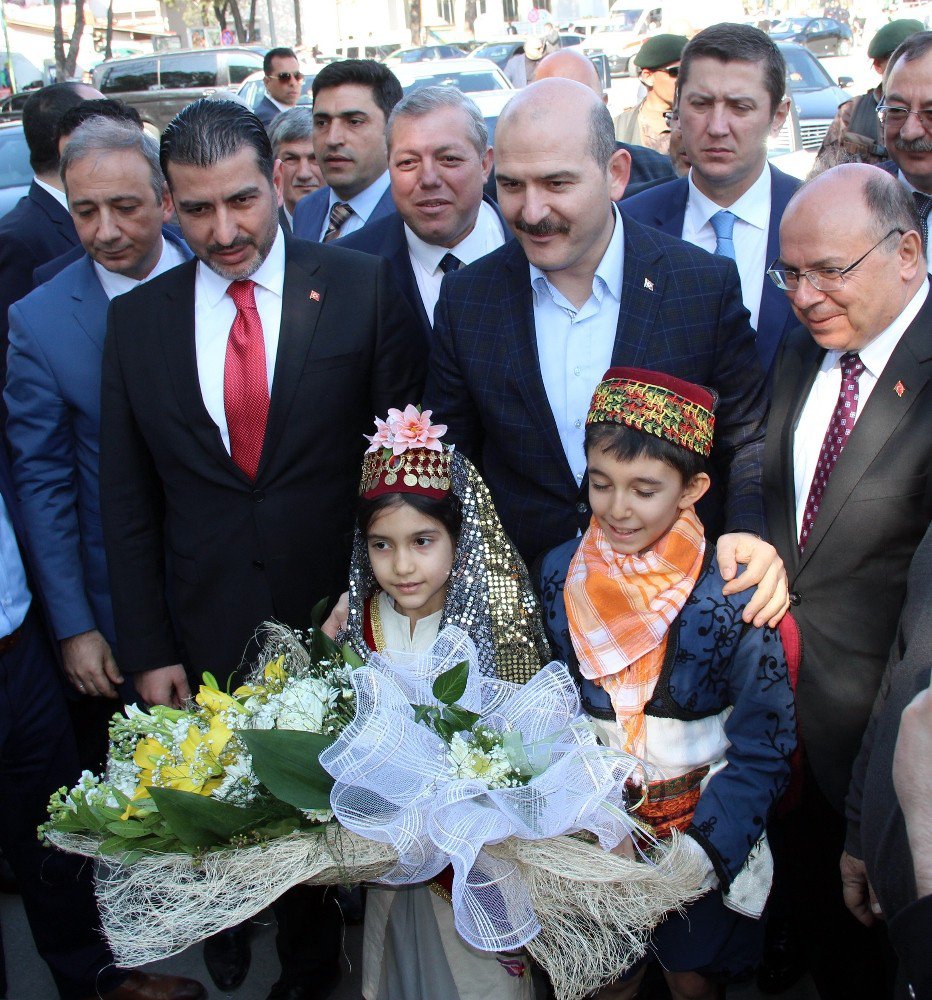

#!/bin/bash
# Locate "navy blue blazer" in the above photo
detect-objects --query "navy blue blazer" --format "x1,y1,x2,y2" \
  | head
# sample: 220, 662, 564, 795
4, 233, 193, 651
338, 196, 509, 341
423, 217, 769, 566
254, 95, 281, 130
621, 165, 800, 376
539, 540, 795, 890
292, 181, 397, 242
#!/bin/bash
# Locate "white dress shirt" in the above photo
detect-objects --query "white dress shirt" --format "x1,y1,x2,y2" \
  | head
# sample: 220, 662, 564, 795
531, 206, 624, 484
682, 164, 771, 331
34, 176, 69, 211
93, 237, 186, 301
194, 226, 286, 453
0, 493, 31, 637
405, 200, 506, 324
792, 278, 929, 539
320, 171, 391, 241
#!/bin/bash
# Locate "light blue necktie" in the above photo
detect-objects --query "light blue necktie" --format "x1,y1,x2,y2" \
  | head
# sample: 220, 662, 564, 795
710, 210, 737, 260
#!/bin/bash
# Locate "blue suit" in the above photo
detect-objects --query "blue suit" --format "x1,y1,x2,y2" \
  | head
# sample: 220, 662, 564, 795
621, 165, 800, 376
254, 95, 282, 130
292, 181, 397, 242
338, 196, 509, 341
423, 217, 769, 566
4, 234, 192, 651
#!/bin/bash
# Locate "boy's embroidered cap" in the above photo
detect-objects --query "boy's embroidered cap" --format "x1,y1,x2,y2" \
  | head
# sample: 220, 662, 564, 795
360, 404, 452, 499
587, 367, 716, 457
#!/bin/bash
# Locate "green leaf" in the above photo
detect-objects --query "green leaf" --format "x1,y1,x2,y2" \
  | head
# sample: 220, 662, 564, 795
442, 706, 481, 734
342, 642, 365, 669
310, 597, 330, 629
104, 820, 152, 839
201, 671, 219, 691
238, 729, 334, 811
147, 787, 272, 849
433, 719, 455, 742
432, 660, 469, 706
310, 626, 340, 664
98, 835, 135, 855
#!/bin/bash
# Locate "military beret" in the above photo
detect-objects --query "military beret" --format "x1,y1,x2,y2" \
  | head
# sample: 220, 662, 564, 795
868, 19, 924, 60
635, 33, 689, 70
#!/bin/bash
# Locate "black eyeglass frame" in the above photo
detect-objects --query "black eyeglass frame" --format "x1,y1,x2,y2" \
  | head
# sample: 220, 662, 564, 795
767, 228, 905, 292
269, 71, 305, 82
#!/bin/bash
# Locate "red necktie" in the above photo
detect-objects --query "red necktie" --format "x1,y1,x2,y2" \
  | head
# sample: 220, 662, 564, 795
224, 279, 269, 480
798, 351, 865, 552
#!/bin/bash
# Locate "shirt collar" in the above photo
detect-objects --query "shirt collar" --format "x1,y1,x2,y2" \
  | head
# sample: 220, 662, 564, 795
265, 92, 292, 114
529, 204, 624, 309
197, 224, 287, 307
34, 176, 69, 210
327, 170, 390, 222
404, 200, 505, 274
93, 237, 184, 301
686, 162, 771, 232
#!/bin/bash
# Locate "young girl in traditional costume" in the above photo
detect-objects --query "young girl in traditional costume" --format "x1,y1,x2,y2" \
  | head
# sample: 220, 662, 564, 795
341, 405, 549, 1000
539, 369, 797, 1000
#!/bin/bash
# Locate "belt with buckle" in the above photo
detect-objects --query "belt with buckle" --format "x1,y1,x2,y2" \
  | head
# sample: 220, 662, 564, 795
0, 622, 25, 655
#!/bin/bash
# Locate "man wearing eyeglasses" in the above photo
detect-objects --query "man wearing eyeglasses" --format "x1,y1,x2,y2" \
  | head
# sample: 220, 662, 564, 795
623, 24, 799, 379
763, 163, 932, 1000
877, 31, 932, 254
613, 34, 687, 155
255, 47, 304, 130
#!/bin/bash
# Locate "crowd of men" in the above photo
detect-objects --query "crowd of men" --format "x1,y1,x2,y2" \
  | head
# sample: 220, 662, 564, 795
0, 21, 929, 1000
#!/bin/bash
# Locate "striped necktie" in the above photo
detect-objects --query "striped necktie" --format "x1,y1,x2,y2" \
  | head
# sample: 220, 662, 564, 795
324, 202, 354, 243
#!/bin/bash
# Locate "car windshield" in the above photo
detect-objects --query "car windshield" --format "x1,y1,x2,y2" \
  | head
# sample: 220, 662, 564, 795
405, 71, 504, 92
613, 9, 643, 28
473, 43, 517, 61
782, 45, 833, 90
0, 128, 31, 189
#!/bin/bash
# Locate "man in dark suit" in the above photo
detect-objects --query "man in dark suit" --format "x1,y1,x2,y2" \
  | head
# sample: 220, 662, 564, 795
292, 60, 401, 243
5, 117, 190, 771
763, 163, 932, 999
253, 47, 303, 131
624, 24, 799, 377
340, 86, 506, 342
268, 107, 323, 233
100, 99, 424, 1000
0, 82, 100, 382
425, 78, 790, 628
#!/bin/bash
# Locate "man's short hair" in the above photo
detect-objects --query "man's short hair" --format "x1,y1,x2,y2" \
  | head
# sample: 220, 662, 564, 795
23, 83, 95, 174
863, 170, 922, 247
588, 99, 616, 170
386, 86, 488, 156
883, 30, 932, 91
61, 116, 165, 203
311, 59, 403, 121
264, 47, 298, 75
678, 23, 786, 116
268, 106, 314, 156
56, 98, 142, 146
160, 99, 274, 187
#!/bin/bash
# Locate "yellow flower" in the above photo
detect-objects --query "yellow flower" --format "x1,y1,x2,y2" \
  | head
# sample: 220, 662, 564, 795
263, 656, 287, 687
195, 685, 244, 718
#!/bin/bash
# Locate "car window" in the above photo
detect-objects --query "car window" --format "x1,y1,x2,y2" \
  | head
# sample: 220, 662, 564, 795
228, 52, 263, 84
100, 58, 158, 93
159, 52, 217, 89
0, 128, 31, 188
782, 45, 833, 89
474, 43, 517, 61
406, 71, 503, 92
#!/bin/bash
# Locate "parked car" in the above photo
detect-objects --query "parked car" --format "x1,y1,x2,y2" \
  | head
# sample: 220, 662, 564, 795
0, 121, 32, 219
770, 42, 851, 157
0, 90, 35, 122
769, 17, 853, 56
469, 33, 583, 69
236, 69, 315, 110
383, 45, 469, 64
92, 47, 265, 137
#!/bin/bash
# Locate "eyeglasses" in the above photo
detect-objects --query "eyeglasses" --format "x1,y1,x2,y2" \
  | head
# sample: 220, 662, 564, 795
767, 229, 904, 292
877, 104, 932, 131
270, 71, 304, 83
656, 65, 679, 77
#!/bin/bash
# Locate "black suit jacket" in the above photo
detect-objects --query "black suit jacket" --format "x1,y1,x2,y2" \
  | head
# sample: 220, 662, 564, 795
100, 235, 427, 683
0, 181, 79, 384
254, 95, 281, 130
763, 302, 932, 811
423, 217, 769, 565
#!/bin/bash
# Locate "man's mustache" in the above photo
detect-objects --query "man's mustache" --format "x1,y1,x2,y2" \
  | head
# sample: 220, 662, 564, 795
514, 217, 571, 237
895, 135, 932, 154
207, 235, 257, 254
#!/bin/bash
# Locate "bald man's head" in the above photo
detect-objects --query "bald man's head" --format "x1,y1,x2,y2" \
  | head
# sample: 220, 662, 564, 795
534, 49, 605, 101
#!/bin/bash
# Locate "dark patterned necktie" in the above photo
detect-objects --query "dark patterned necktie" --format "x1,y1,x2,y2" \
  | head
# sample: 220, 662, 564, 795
324, 202, 354, 243
224, 280, 269, 480
710, 210, 737, 260
798, 352, 865, 552
439, 253, 462, 273
912, 191, 932, 253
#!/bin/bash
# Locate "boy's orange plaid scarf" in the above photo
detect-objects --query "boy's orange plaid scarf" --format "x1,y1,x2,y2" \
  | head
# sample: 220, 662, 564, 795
564, 508, 705, 754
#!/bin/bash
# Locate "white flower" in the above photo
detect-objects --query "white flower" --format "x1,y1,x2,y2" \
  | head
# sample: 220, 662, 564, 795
446, 732, 518, 789
107, 758, 141, 799
212, 753, 261, 806
299, 807, 334, 824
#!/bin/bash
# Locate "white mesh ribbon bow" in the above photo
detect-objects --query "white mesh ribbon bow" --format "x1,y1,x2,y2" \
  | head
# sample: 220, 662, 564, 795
319, 626, 641, 952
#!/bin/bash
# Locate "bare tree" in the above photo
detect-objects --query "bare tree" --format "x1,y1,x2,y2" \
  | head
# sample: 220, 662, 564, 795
293, 0, 302, 46
464, 0, 477, 35
104, 0, 115, 60
53, 0, 86, 79
407, 0, 422, 45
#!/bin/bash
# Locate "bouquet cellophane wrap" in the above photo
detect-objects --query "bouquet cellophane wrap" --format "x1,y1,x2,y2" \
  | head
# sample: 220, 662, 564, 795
320, 627, 710, 999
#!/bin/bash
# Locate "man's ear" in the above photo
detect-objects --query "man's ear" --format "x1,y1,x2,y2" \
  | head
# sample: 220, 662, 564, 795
679, 471, 711, 509
608, 146, 632, 202
272, 158, 285, 205
160, 182, 174, 224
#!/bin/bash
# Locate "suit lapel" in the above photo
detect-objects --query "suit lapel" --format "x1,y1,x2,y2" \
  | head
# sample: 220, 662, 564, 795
798, 308, 932, 570
756, 167, 800, 373
502, 243, 571, 478
611, 217, 664, 367
71, 255, 110, 353
383, 217, 433, 334
29, 182, 79, 246
647, 178, 688, 235
255, 238, 325, 480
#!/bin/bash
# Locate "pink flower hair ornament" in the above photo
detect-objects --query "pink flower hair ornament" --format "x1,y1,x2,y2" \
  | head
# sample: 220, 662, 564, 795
364, 404, 448, 456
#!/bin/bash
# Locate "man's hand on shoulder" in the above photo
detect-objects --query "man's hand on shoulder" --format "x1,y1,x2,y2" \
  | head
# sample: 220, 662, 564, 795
135, 664, 191, 708
716, 533, 789, 629
60, 629, 123, 699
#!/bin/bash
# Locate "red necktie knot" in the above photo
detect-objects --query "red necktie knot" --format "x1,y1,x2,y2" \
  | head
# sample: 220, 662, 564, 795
228, 279, 258, 312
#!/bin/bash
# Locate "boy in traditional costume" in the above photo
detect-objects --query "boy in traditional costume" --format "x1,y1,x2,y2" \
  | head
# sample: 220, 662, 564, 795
539, 369, 797, 1000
